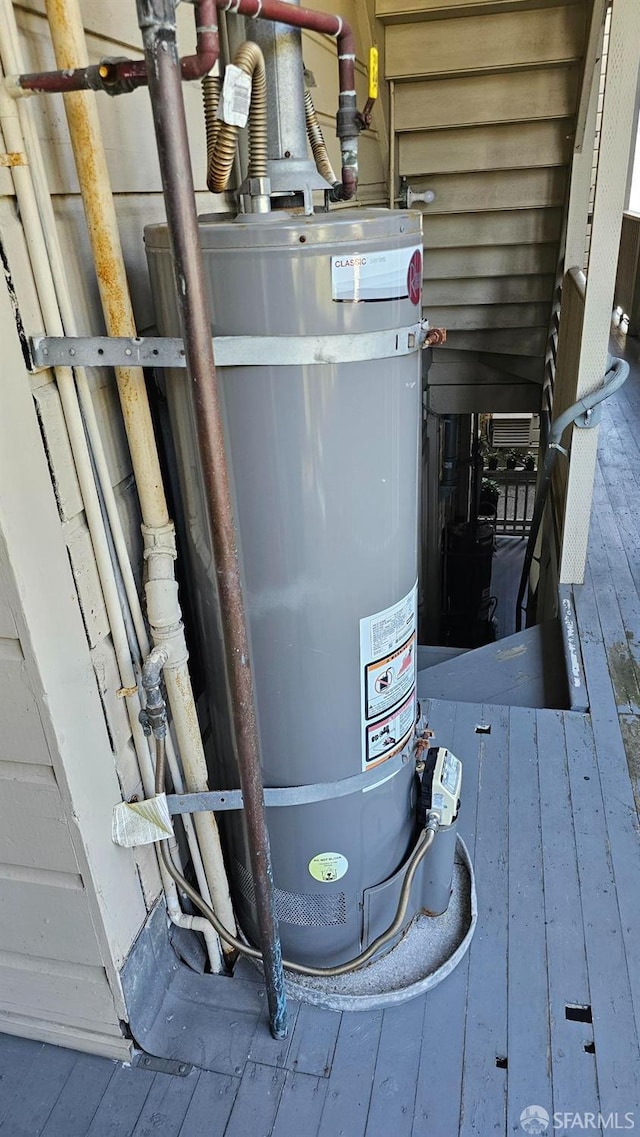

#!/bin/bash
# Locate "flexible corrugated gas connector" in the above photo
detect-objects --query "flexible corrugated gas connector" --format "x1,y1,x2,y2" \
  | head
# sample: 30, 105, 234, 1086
204, 41, 267, 193
304, 88, 339, 189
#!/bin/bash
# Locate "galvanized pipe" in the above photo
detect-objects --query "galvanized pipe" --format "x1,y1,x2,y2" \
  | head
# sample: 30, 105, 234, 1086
135, 0, 287, 1040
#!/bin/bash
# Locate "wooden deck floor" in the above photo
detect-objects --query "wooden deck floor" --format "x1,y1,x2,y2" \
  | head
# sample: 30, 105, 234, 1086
1, 335, 640, 1136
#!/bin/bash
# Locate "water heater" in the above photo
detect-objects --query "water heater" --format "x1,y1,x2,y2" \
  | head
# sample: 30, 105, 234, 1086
146, 207, 427, 967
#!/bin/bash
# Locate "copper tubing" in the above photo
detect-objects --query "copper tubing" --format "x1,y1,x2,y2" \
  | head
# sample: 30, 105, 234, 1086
15, 0, 218, 94
136, 0, 288, 1039
304, 89, 338, 188
205, 41, 267, 193
15, 0, 358, 198
16, 0, 352, 97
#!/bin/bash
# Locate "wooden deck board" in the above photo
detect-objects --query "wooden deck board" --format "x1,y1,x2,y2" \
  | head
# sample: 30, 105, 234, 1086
315, 1011, 383, 1137
535, 710, 599, 1117
459, 703, 509, 1137
412, 699, 475, 1137
40, 1054, 117, 1137
176, 1070, 238, 1137
286, 1005, 341, 1078
563, 712, 640, 1117
0, 1041, 77, 1137
83, 1064, 156, 1137
366, 999, 426, 1137
506, 706, 552, 1133
271, 1071, 328, 1137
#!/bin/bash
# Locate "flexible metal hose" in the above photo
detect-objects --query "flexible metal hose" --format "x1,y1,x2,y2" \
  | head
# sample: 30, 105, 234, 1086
155, 735, 438, 977
204, 42, 267, 193
304, 88, 339, 189
202, 73, 222, 165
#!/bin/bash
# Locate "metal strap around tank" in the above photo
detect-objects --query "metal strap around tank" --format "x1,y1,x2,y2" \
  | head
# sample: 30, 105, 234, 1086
166, 749, 410, 815
29, 324, 425, 371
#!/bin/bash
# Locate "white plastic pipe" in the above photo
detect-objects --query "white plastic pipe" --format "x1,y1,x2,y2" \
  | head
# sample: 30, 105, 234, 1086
0, 0, 235, 958
0, 63, 216, 966
37, 0, 236, 946
0, 5, 219, 952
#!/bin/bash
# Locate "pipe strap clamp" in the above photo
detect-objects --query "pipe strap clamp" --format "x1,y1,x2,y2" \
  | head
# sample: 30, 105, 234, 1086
30, 324, 425, 371
166, 749, 409, 816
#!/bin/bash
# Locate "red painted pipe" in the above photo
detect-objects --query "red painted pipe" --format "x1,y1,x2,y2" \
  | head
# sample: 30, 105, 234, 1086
15, 0, 359, 198
16, 0, 353, 95
218, 0, 355, 93
17, 0, 219, 94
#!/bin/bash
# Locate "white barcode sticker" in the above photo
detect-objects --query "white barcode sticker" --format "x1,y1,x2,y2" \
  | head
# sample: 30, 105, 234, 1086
217, 64, 252, 128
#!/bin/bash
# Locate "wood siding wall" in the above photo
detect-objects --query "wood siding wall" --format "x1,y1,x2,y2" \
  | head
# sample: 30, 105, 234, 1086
376, 0, 593, 415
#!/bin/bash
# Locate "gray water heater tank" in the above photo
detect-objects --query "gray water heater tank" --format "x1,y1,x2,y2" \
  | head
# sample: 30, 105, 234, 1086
145, 208, 426, 966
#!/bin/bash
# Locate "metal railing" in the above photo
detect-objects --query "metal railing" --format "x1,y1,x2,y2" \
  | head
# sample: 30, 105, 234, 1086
482, 468, 537, 536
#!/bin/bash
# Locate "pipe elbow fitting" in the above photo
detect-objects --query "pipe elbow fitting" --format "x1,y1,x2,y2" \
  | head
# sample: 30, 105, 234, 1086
141, 646, 169, 692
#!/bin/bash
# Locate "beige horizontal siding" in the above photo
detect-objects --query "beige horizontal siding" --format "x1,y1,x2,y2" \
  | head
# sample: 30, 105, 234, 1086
423, 274, 556, 305
377, 0, 582, 21
411, 167, 568, 213
427, 301, 551, 329
399, 119, 573, 176
442, 326, 549, 354
395, 67, 580, 132
0, 869, 105, 966
0, 653, 52, 764
0, 1012, 130, 1060
0, 767, 79, 875
423, 210, 563, 249
0, 952, 125, 1036
385, 4, 587, 78
428, 381, 542, 413
476, 352, 547, 381
424, 243, 558, 278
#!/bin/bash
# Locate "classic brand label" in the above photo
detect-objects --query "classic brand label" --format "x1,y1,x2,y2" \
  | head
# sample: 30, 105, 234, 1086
331, 246, 423, 304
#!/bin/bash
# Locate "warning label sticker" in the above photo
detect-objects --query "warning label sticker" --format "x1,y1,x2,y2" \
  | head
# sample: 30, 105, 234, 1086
365, 634, 415, 721
331, 245, 422, 304
365, 691, 417, 767
360, 582, 418, 770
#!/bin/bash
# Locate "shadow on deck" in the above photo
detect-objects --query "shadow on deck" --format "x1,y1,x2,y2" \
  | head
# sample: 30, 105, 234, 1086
1, 333, 640, 1137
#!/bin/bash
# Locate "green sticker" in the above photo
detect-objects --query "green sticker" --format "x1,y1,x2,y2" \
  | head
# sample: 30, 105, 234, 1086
308, 851, 348, 883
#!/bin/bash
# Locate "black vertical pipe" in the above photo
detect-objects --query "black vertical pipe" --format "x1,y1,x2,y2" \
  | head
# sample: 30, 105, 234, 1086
135, 0, 288, 1039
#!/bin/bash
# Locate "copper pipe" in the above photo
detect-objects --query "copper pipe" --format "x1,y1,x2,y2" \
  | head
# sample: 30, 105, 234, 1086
15, 0, 218, 94
14, 0, 359, 198
135, 0, 287, 1040
205, 40, 267, 194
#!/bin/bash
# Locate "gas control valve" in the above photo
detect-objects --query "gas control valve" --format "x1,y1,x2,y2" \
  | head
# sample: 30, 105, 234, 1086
418, 747, 462, 829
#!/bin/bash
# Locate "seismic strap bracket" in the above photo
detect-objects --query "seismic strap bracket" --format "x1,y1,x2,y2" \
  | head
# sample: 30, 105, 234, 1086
30, 323, 427, 371
112, 751, 410, 846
